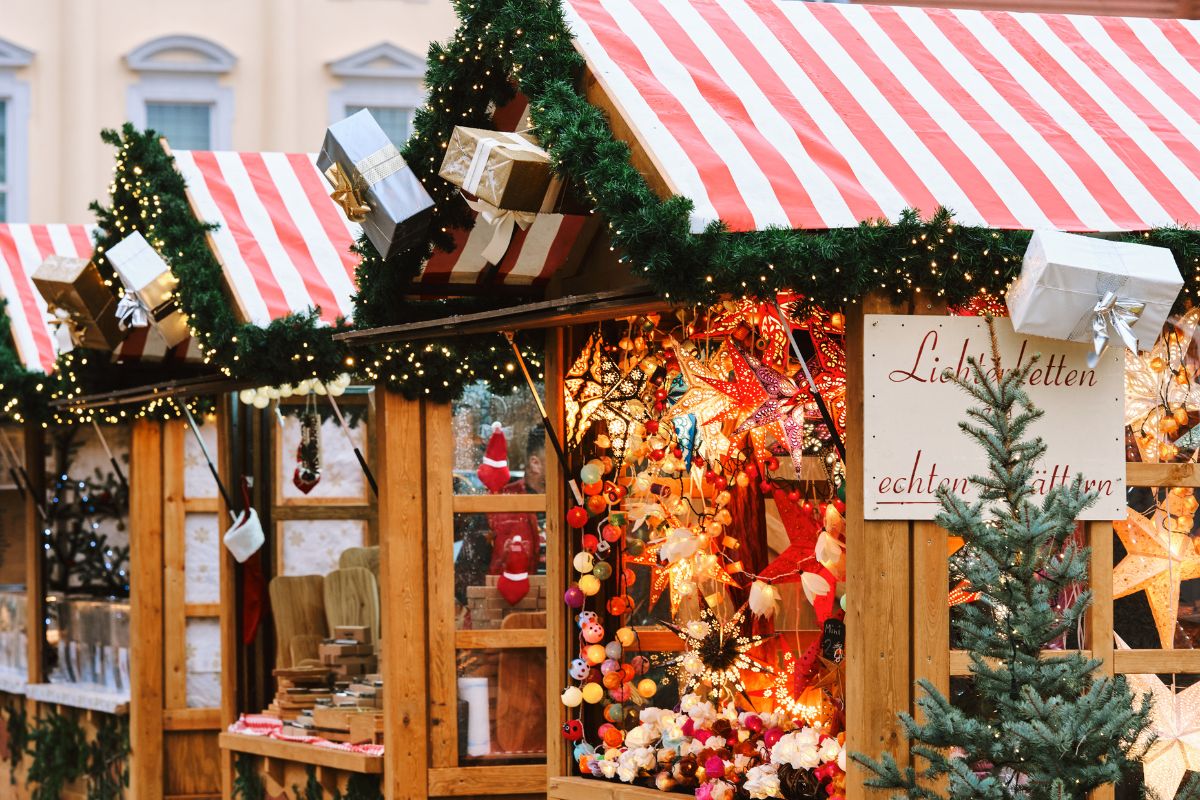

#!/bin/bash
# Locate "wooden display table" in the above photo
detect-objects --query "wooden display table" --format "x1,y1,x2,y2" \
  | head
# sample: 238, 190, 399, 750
219, 732, 383, 774
548, 776, 668, 800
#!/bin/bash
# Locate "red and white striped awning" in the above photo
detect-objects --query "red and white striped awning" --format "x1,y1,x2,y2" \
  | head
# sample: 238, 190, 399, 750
563, 0, 1200, 233
171, 150, 361, 326
0, 224, 96, 373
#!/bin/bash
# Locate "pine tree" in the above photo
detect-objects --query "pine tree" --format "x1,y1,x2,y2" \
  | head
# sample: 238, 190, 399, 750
855, 321, 1154, 799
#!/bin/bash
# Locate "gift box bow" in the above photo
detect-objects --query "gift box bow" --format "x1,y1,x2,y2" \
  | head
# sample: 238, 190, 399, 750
1088, 290, 1145, 368
115, 288, 179, 332
324, 143, 409, 223
46, 306, 84, 354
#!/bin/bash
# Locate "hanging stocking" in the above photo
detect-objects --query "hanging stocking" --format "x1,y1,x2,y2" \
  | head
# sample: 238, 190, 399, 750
293, 398, 321, 494
496, 534, 531, 605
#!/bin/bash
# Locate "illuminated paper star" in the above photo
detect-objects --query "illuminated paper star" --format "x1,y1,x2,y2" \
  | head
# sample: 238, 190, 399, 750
732, 343, 807, 473
563, 332, 649, 465
662, 344, 733, 464
760, 489, 820, 583
692, 300, 790, 367
700, 344, 767, 433
1113, 506, 1200, 649
662, 607, 771, 698
624, 539, 737, 617
1125, 671, 1200, 800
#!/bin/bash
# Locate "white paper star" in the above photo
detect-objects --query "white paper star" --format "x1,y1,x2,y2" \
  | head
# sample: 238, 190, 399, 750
1125, 672, 1200, 799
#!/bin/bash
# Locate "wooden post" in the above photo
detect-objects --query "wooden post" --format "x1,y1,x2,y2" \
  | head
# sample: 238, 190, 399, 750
1087, 519, 1115, 800
544, 327, 568, 779
218, 397, 238, 800
376, 386, 428, 800
130, 419, 165, 800
23, 422, 44, 687
845, 296, 912, 800
424, 402, 457, 769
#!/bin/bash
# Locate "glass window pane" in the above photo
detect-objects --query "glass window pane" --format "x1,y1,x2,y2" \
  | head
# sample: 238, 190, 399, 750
280, 519, 366, 576
346, 105, 412, 146
0, 590, 26, 676
146, 102, 212, 150
278, 413, 368, 501
452, 381, 546, 496
186, 618, 221, 707
457, 647, 545, 763
184, 513, 220, 605
456, 513, 546, 629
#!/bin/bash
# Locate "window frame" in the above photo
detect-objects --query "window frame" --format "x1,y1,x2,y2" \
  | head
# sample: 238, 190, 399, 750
125, 35, 236, 151
0, 38, 33, 222
327, 43, 425, 146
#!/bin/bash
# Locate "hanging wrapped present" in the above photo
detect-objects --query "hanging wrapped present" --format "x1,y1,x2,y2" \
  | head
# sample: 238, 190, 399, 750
32, 255, 122, 352
419, 207, 599, 287
439, 126, 554, 212
1007, 230, 1183, 367
318, 109, 434, 261
106, 231, 190, 348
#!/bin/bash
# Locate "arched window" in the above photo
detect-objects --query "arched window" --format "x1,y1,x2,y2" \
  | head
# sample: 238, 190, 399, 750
125, 35, 237, 151
0, 37, 33, 221
328, 43, 426, 147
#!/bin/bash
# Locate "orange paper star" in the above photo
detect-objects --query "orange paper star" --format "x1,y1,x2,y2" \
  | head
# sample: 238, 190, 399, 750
1114, 506, 1200, 649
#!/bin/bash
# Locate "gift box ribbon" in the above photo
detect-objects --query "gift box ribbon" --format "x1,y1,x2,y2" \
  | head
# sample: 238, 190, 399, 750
325, 143, 409, 223
115, 291, 179, 332
46, 306, 83, 354
462, 132, 547, 196
1088, 290, 1144, 368
464, 196, 537, 265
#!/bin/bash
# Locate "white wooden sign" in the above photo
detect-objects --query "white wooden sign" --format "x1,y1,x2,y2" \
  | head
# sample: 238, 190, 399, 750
863, 315, 1124, 520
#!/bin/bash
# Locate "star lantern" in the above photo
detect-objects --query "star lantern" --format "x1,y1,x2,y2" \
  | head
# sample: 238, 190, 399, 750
732, 343, 807, 474
661, 343, 734, 465
563, 332, 651, 466
1125, 672, 1200, 799
1113, 505, 1200, 649
691, 299, 790, 367
662, 607, 772, 699
624, 531, 737, 617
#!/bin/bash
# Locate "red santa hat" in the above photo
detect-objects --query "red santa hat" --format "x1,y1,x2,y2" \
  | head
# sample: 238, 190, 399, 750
476, 421, 511, 493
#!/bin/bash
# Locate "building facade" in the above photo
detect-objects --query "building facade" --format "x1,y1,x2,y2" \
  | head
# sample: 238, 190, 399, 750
0, 0, 455, 224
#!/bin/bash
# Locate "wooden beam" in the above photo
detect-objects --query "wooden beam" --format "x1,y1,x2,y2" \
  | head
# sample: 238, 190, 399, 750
163, 708, 221, 731
130, 419, 165, 800
1126, 461, 1200, 487
270, 504, 374, 520
1114, 649, 1200, 673
217, 399, 237, 800
452, 493, 547, 513
218, 732, 383, 773
425, 403, 458, 770
845, 294, 912, 800
455, 629, 547, 649
911, 520, 949, 721
375, 387, 428, 800
23, 422, 44, 686
163, 422, 187, 710
428, 765, 548, 796
544, 327, 569, 781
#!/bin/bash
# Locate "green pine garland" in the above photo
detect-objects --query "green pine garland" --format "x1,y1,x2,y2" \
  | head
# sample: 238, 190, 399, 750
2, 697, 27, 784
90, 125, 351, 388
26, 710, 88, 800
354, 0, 1200, 329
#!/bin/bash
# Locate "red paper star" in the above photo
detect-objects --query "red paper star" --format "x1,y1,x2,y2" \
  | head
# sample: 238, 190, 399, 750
760, 489, 821, 582
732, 343, 807, 474
700, 344, 767, 431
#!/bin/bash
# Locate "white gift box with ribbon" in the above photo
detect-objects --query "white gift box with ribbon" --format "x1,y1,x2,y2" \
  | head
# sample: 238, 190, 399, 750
106, 231, 190, 348
1007, 230, 1182, 366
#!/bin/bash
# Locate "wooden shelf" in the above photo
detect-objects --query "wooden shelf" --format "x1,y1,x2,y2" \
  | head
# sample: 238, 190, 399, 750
1127, 461, 1200, 488
548, 775, 666, 800
218, 732, 384, 774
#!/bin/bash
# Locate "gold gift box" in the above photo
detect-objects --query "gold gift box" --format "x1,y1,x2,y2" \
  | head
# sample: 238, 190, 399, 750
32, 256, 122, 350
439, 127, 554, 212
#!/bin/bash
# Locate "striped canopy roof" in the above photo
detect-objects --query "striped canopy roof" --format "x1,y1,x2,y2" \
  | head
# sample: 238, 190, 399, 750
171, 150, 362, 327
563, 0, 1200, 233
0, 224, 96, 373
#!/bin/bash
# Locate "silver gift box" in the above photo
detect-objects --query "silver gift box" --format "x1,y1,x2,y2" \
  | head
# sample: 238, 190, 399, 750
1008, 230, 1183, 350
318, 109, 434, 262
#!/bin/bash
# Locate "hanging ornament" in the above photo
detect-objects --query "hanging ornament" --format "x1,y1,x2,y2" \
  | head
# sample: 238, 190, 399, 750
292, 399, 321, 494
1124, 671, 1200, 799
563, 332, 650, 466
1113, 505, 1200, 649
476, 421, 511, 493
660, 607, 772, 698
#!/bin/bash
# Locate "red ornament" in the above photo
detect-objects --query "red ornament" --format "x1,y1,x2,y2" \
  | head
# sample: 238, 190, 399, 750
582, 480, 603, 496
650, 448, 665, 461
645, 419, 660, 435
586, 494, 608, 515
745, 463, 759, 479
714, 475, 728, 491
759, 480, 774, 494
581, 534, 599, 552
562, 720, 584, 741
602, 524, 623, 543
567, 507, 589, 528
787, 489, 801, 502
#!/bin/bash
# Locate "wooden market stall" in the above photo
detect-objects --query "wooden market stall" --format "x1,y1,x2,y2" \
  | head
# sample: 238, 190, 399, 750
331, 1, 1200, 800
